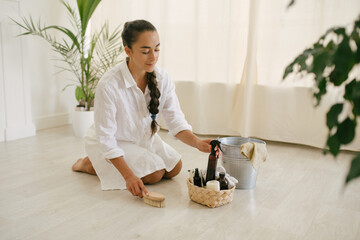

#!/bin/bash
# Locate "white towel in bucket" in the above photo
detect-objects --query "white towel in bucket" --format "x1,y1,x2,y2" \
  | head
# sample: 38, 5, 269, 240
240, 142, 268, 170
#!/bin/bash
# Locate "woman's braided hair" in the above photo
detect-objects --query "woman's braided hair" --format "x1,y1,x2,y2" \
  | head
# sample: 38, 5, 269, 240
121, 20, 160, 136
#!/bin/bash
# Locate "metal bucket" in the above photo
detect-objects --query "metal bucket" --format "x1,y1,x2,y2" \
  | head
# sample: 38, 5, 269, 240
218, 137, 266, 189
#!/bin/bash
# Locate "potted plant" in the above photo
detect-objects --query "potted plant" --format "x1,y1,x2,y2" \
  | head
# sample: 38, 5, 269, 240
12, 0, 124, 138
283, 13, 360, 184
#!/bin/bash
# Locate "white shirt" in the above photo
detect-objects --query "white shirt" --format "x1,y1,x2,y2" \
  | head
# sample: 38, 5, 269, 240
94, 61, 192, 161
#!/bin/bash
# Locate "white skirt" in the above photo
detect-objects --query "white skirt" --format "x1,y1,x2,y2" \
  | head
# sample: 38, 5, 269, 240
84, 125, 181, 190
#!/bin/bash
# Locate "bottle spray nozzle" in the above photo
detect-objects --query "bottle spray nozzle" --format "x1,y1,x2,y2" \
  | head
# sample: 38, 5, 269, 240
210, 140, 223, 153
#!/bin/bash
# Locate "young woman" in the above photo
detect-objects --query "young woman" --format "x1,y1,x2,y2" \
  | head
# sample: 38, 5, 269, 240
72, 20, 213, 198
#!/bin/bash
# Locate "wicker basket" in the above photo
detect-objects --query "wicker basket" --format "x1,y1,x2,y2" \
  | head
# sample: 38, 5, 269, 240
186, 178, 235, 208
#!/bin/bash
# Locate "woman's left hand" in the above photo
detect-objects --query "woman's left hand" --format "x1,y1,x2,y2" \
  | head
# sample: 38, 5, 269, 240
196, 139, 221, 157
196, 139, 212, 153
175, 130, 220, 156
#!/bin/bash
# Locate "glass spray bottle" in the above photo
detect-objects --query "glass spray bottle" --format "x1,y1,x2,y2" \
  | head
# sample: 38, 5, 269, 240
205, 140, 222, 184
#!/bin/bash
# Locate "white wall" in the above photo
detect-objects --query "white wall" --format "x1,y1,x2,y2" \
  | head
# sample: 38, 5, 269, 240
13, 0, 77, 132
1, 0, 38, 141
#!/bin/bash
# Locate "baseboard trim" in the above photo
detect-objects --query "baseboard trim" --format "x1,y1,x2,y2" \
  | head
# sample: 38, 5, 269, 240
34, 112, 71, 130
5, 125, 36, 141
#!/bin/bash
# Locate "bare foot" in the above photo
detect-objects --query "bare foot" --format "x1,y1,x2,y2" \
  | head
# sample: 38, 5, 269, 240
72, 158, 84, 172
72, 157, 96, 175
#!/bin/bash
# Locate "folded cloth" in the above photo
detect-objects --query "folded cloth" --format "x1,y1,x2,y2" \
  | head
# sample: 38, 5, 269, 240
225, 176, 237, 189
240, 142, 269, 170
216, 166, 227, 177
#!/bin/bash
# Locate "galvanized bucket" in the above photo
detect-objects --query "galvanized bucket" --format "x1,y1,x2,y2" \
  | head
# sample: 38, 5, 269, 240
218, 137, 266, 189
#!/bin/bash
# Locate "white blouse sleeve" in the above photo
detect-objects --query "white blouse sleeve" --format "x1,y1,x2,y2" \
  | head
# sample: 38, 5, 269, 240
94, 82, 125, 161
161, 77, 192, 137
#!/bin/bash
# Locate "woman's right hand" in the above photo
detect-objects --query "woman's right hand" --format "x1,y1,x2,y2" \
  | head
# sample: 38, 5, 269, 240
125, 175, 149, 198
109, 156, 149, 198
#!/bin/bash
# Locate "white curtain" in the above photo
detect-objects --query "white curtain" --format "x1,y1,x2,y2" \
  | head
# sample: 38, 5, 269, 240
92, 0, 360, 151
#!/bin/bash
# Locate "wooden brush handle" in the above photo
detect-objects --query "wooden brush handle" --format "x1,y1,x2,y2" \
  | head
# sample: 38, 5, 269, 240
144, 191, 165, 201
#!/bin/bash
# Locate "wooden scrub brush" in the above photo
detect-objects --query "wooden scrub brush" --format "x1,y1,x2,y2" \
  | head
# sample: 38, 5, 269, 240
143, 192, 166, 208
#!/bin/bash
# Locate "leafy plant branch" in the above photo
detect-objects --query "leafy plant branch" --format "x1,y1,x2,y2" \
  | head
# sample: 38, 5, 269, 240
283, 16, 360, 183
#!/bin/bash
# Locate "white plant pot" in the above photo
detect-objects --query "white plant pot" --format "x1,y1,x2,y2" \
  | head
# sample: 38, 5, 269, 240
72, 110, 94, 139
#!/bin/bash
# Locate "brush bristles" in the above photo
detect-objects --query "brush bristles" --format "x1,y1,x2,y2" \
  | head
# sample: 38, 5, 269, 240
143, 198, 166, 208
143, 192, 166, 208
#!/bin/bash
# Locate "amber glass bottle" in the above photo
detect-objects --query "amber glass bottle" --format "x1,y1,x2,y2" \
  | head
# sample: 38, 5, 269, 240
193, 168, 202, 187
218, 172, 228, 190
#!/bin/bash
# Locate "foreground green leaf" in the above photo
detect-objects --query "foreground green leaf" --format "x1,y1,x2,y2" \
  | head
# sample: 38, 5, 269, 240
311, 47, 330, 76
314, 77, 327, 105
344, 79, 360, 116
346, 154, 360, 183
329, 35, 355, 86
327, 134, 340, 156
326, 103, 343, 130
336, 118, 356, 145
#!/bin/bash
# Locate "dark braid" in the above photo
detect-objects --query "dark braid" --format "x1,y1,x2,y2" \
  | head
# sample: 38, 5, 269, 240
146, 71, 161, 135
121, 20, 161, 135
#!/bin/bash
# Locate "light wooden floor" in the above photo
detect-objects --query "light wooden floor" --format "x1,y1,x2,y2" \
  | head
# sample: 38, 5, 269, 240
0, 125, 359, 240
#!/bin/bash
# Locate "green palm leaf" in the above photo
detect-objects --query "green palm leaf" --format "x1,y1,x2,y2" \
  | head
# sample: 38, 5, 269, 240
77, 0, 102, 36
12, 0, 123, 110
43, 25, 80, 51
93, 22, 124, 80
